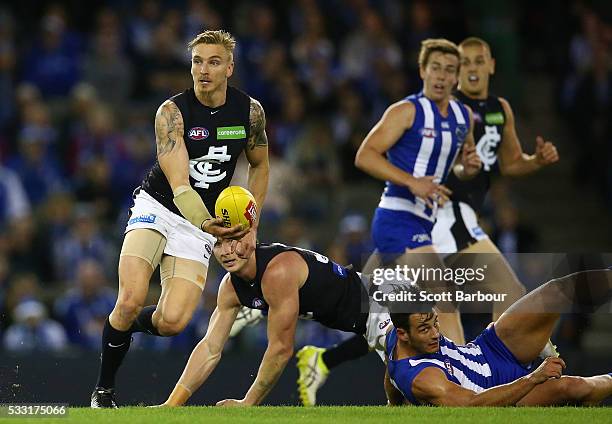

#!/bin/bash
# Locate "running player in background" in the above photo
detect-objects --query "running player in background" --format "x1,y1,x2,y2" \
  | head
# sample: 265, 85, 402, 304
355, 38, 481, 342
432, 36, 559, 318
296, 39, 482, 406
384, 268, 612, 406
90, 30, 269, 408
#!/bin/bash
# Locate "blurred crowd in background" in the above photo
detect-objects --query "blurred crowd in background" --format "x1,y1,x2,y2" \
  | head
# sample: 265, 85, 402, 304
0, 0, 610, 354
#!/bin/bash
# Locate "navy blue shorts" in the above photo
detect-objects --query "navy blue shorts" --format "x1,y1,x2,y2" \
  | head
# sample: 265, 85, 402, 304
371, 208, 433, 253
474, 325, 532, 386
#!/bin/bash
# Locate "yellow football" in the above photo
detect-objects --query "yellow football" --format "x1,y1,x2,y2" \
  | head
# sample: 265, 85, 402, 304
215, 186, 258, 230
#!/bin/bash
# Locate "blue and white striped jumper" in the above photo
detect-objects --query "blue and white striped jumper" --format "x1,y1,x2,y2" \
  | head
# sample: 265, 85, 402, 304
371, 92, 470, 253
385, 326, 532, 405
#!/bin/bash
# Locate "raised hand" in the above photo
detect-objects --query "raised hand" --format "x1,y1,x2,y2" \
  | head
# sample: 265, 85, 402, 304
534, 136, 559, 166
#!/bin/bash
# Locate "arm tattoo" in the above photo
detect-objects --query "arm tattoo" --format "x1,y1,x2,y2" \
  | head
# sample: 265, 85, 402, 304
247, 98, 268, 151
155, 100, 184, 156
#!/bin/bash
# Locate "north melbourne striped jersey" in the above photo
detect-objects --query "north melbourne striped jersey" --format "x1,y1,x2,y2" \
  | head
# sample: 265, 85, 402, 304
378, 93, 470, 222
385, 326, 532, 405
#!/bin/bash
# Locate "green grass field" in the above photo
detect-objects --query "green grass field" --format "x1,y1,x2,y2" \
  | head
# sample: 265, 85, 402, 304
6, 406, 611, 424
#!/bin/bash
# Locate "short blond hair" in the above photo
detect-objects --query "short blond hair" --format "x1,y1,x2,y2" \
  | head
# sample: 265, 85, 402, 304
187, 30, 236, 59
459, 37, 492, 56
418, 38, 460, 69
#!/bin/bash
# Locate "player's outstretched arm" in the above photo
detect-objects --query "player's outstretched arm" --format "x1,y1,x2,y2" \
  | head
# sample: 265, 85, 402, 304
453, 106, 482, 180
235, 98, 270, 259
162, 274, 241, 406
412, 357, 565, 406
218, 254, 301, 407
497, 97, 559, 176
355, 101, 451, 208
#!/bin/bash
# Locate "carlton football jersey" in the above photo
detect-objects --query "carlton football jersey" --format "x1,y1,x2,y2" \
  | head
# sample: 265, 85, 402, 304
230, 243, 369, 333
444, 92, 506, 213
141, 86, 250, 216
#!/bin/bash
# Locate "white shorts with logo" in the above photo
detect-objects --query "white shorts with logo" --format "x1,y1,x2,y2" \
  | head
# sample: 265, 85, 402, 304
365, 310, 392, 362
125, 190, 215, 267
432, 201, 488, 255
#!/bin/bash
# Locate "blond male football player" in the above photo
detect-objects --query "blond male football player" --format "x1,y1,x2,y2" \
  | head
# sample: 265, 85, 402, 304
91, 30, 269, 408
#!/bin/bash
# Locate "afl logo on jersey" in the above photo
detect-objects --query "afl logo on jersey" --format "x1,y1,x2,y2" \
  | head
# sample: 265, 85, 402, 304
188, 127, 209, 140
420, 127, 437, 138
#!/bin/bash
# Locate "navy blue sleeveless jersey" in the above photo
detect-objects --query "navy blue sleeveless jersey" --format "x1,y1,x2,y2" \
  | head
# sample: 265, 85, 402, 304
230, 243, 369, 333
444, 92, 506, 213
141, 86, 251, 215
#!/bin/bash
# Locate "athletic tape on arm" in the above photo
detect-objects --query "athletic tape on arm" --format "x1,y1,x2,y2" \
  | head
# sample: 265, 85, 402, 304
172, 185, 212, 230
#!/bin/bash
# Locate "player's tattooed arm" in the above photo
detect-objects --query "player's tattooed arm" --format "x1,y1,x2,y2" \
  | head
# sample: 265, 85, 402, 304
247, 97, 268, 151
155, 100, 190, 190
155, 100, 184, 156
243, 97, 269, 235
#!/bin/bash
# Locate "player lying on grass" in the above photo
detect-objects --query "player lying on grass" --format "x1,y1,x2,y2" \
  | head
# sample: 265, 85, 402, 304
383, 268, 612, 406
159, 239, 377, 407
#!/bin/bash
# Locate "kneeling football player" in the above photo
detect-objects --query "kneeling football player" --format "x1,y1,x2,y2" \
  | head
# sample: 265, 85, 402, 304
159, 237, 384, 406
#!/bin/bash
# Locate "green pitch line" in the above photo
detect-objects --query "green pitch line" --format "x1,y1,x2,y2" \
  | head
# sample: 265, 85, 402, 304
8, 406, 612, 424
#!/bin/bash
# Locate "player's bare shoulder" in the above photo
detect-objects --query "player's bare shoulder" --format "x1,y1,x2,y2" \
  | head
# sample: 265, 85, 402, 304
265, 251, 301, 280
384, 100, 416, 130
389, 99, 415, 117
411, 366, 449, 403
218, 272, 242, 308
155, 100, 184, 155
262, 251, 307, 292
247, 97, 268, 151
